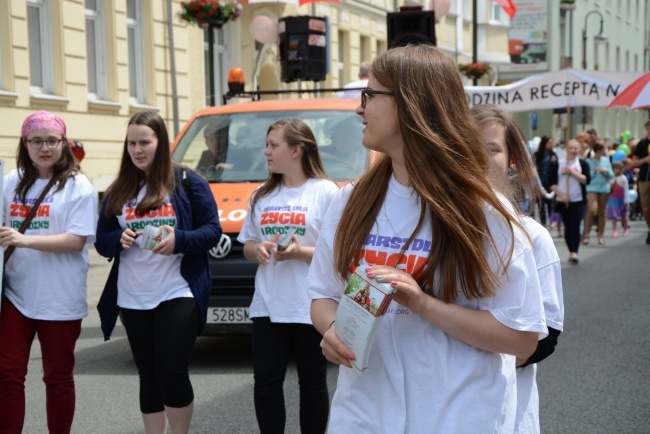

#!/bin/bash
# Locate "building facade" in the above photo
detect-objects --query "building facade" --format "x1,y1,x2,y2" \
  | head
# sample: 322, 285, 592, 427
0, 0, 510, 190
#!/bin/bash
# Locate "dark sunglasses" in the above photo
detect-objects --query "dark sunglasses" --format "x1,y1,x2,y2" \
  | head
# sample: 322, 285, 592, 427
361, 88, 395, 108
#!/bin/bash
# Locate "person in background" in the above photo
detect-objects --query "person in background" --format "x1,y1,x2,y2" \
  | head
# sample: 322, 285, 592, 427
631, 120, 650, 244
607, 161, 630, 238
337, 61, 371, 99
622, 157, 641, 221
0, 111, 97, 434
471, 104, 563, 434
197, 125, 232, 173
549, 140, 590, 264
534, 136, 558, 227
583, 143, 614, 245
239, 118, 338, 433
95, 111, 221, 434
576, 132, 591, 158
309, 45, 546, 433
68, 139, 85, 170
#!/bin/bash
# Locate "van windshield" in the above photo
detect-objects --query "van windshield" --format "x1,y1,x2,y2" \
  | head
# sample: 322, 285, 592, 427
172, 110, 368, 182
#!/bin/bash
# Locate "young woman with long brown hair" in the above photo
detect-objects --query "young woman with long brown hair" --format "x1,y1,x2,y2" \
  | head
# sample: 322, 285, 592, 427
95, 111, 221, 434
472, 104, 564, 434
308, 45, 547, 432
0, 111, 97, 434
238, 118, 338, 433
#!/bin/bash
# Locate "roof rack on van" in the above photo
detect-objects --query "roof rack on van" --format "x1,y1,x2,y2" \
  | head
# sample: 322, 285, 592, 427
222, 87, 365, 105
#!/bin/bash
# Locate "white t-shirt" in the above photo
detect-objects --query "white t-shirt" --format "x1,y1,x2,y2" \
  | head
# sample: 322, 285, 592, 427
515, 217, 564, 434
337, 79, 369, 99
307, 175, 547, 433
557, 157, 583, 202
3, 169, 97, 320
238, 178, 338, 324
117, 186, 191, 310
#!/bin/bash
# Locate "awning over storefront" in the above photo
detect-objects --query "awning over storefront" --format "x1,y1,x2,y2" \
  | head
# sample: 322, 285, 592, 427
464, 69, 644, 112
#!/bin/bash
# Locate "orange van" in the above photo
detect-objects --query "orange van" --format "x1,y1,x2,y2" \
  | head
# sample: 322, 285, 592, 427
171, 97, 366, 334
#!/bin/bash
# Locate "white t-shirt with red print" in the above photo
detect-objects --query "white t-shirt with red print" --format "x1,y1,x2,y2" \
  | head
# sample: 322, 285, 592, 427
116, 185, 192, 310
3, 169, 97, 320
307, 175, 548, 433
238, 177, 338, 324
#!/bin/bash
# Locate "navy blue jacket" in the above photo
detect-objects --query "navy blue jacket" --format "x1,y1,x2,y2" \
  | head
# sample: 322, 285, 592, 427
95, 169, 221, 341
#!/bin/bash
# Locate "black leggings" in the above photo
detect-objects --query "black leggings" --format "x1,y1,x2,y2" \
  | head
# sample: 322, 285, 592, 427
252, 317, 329, 434
556, 201, 587, 254
121, 298, 201, 414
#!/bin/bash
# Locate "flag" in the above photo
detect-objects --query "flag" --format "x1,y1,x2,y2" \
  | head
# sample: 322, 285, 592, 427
495, 0, 517, 18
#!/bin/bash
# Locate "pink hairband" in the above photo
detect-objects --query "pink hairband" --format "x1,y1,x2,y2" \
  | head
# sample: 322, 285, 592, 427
21, 110, 67, 139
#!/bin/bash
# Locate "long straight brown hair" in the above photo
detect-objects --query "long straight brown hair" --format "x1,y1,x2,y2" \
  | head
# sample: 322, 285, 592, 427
14, 136, 76, 205
470, 104, 540, 212
104, 111, 176, 217
250, 118, 328, 215
334, 45, 521, 303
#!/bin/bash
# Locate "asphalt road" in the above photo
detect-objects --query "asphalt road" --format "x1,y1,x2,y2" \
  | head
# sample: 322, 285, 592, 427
19, 221, 650, 433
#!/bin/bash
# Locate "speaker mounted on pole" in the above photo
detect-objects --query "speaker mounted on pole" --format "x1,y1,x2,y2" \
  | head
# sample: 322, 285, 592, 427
387, 6, 437, 49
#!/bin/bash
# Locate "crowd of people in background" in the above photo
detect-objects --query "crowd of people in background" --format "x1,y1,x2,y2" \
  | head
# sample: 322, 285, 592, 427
1, 46, 649, 434
532, 119, 650, 263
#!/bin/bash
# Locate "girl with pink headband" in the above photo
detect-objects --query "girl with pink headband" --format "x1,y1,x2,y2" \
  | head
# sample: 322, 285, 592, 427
0, 110, 97, 434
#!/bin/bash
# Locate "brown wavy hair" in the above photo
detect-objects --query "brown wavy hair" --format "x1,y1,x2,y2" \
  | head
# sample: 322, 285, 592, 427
14, 135, 76, 206
334, 45, 521, 303
250, 118, 328, 215
470, 104, 539, 213
104, 111, 176, 217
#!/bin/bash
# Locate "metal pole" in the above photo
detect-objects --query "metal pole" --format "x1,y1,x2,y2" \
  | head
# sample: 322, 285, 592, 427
167, 0, 179, 137
472, 0, 478, 86
208, 28, 216, 107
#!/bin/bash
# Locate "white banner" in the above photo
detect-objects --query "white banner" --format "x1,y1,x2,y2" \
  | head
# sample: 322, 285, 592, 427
465, 69, 644, 112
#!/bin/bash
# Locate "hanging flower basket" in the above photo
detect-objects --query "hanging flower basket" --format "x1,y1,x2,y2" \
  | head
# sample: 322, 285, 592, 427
458, 62, 492, 80
178, 0, 243, 29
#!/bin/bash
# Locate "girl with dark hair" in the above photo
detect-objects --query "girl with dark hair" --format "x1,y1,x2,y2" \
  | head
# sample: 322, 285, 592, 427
238, 118, 338, 433
0, 111, 97, 434
549, 140, 591, 263
308, 45, 546, 432
534, 135, 558, 226
95, 111, 221, 434
472, 104, 564, 434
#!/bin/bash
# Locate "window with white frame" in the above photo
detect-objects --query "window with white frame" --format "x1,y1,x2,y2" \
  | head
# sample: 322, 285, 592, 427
338, 31, 347, 88
85, 0, 108, 99
627, 0, 631, 21
490, 1, 502, 22
127, 0, 146, 103
463, 0, 471, 20
360, 36, 370, 64
27, 0, 54, 93
376, 40, 386, 57
203, 27, 229, 107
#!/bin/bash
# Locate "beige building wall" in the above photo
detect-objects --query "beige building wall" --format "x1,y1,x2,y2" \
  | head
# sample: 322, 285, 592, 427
1, 0, 510, 191
0, 0, 206, 192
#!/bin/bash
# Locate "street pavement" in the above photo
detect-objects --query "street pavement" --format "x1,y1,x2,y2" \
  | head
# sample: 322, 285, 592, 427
19, 220, 650, 433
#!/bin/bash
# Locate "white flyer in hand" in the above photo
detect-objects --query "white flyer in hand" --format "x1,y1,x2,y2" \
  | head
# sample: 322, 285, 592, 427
335, 267, 396, 373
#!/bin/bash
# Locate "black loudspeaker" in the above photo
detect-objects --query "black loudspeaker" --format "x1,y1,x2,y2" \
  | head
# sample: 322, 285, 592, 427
387, 7, 437, 49
279, 16, 327, 83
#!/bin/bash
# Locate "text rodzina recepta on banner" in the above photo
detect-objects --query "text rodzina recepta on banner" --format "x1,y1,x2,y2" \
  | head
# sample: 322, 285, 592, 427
464, 69, 644, 112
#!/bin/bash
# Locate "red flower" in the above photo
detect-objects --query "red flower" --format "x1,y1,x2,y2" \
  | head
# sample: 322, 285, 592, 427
197, 12, 204, 19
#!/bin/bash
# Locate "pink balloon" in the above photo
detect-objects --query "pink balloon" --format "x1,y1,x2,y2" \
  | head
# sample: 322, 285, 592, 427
250, 16, 278, 44
430, 0, 450, 19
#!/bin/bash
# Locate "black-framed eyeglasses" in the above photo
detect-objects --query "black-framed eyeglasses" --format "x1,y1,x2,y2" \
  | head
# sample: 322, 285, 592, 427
361, 88, 395, 109
26, 138, 63, 149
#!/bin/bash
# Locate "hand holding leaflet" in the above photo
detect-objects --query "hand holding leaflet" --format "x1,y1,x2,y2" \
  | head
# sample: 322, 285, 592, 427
334, 266, 397, 372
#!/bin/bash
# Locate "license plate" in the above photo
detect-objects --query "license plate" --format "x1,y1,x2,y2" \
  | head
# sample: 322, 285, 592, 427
208, 307, 251, 323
